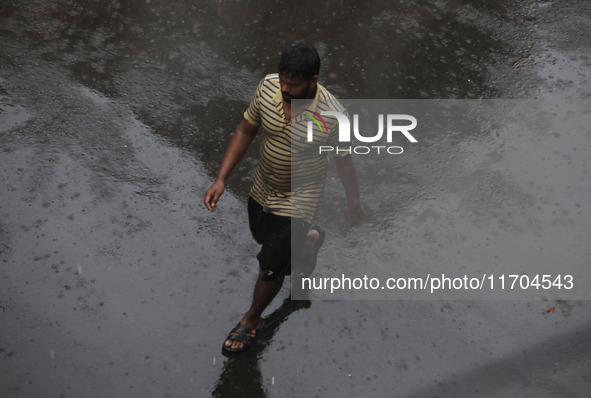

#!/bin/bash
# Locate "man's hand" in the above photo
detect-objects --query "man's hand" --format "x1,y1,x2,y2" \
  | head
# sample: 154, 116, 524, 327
203, 118, 259, 213
344, 201, 366, 225
204, 180, 225, 212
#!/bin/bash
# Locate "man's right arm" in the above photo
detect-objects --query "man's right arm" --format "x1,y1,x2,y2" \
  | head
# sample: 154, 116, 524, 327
204, 118, 259, 212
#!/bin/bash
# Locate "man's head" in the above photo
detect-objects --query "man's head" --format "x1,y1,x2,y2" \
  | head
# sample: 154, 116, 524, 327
278, 44, 320, 103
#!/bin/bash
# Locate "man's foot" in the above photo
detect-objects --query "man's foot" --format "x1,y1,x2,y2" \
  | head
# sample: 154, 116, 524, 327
304, 228, 320, 256
297, 225, 325, 277
222, 320, 264, 353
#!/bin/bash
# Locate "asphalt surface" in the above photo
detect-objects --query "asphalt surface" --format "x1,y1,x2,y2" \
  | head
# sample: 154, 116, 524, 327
1, 1, 590, 397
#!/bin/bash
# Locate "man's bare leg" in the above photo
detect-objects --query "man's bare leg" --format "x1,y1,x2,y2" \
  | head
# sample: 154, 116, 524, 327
224, 268, 282, 350
224, 229, 320, 351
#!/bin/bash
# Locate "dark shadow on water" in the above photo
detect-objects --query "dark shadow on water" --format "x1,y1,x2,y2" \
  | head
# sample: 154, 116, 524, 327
212, 296, 311, 398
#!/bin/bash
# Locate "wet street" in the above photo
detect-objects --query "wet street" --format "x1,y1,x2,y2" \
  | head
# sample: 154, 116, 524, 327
1, 1, 591, 397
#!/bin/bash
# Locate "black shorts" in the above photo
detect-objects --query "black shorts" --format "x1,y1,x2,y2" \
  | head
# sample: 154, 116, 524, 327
248, 197, 309, 282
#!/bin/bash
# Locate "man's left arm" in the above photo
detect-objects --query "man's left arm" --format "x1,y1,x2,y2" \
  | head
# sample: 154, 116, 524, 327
334, 155, 366, 225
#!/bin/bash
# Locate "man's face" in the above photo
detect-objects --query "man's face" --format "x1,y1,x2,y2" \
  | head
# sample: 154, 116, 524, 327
279, 72, 317, 103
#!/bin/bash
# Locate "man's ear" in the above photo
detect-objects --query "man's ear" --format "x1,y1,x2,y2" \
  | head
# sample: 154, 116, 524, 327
310, 75, 319, 87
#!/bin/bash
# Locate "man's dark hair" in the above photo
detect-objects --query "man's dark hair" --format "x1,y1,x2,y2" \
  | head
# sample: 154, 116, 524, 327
278, 44, 321, 80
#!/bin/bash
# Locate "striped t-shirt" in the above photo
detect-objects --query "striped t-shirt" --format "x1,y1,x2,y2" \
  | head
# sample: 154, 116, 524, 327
244, 73, 349, 222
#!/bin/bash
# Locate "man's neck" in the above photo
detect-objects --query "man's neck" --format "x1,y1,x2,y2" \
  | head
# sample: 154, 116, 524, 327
284, 86, 317, 120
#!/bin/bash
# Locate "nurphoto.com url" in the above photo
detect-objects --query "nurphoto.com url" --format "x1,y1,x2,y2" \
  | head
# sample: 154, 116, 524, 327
300, 273, 574, 295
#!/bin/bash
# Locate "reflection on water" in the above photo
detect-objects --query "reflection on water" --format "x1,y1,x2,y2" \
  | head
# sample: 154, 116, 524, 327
3, 0, 535, 198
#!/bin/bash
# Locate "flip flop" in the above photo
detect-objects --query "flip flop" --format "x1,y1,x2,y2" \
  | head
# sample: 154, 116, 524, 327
222, 321, 264, 353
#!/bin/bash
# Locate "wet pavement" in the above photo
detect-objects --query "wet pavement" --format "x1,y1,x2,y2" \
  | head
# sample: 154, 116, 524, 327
1, 0, 591, 397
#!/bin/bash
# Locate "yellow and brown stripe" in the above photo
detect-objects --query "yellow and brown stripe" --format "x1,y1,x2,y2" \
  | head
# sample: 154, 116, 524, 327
244, 73, 349, 222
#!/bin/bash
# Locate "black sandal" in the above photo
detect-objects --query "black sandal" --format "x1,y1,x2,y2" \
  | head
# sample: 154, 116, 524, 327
222, 321, 263, 353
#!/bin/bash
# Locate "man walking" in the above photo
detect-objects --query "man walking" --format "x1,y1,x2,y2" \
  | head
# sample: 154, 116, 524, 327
204, 44, 364, 353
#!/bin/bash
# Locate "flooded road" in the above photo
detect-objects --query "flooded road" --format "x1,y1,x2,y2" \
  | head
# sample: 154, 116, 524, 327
1, 0, 591, 397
